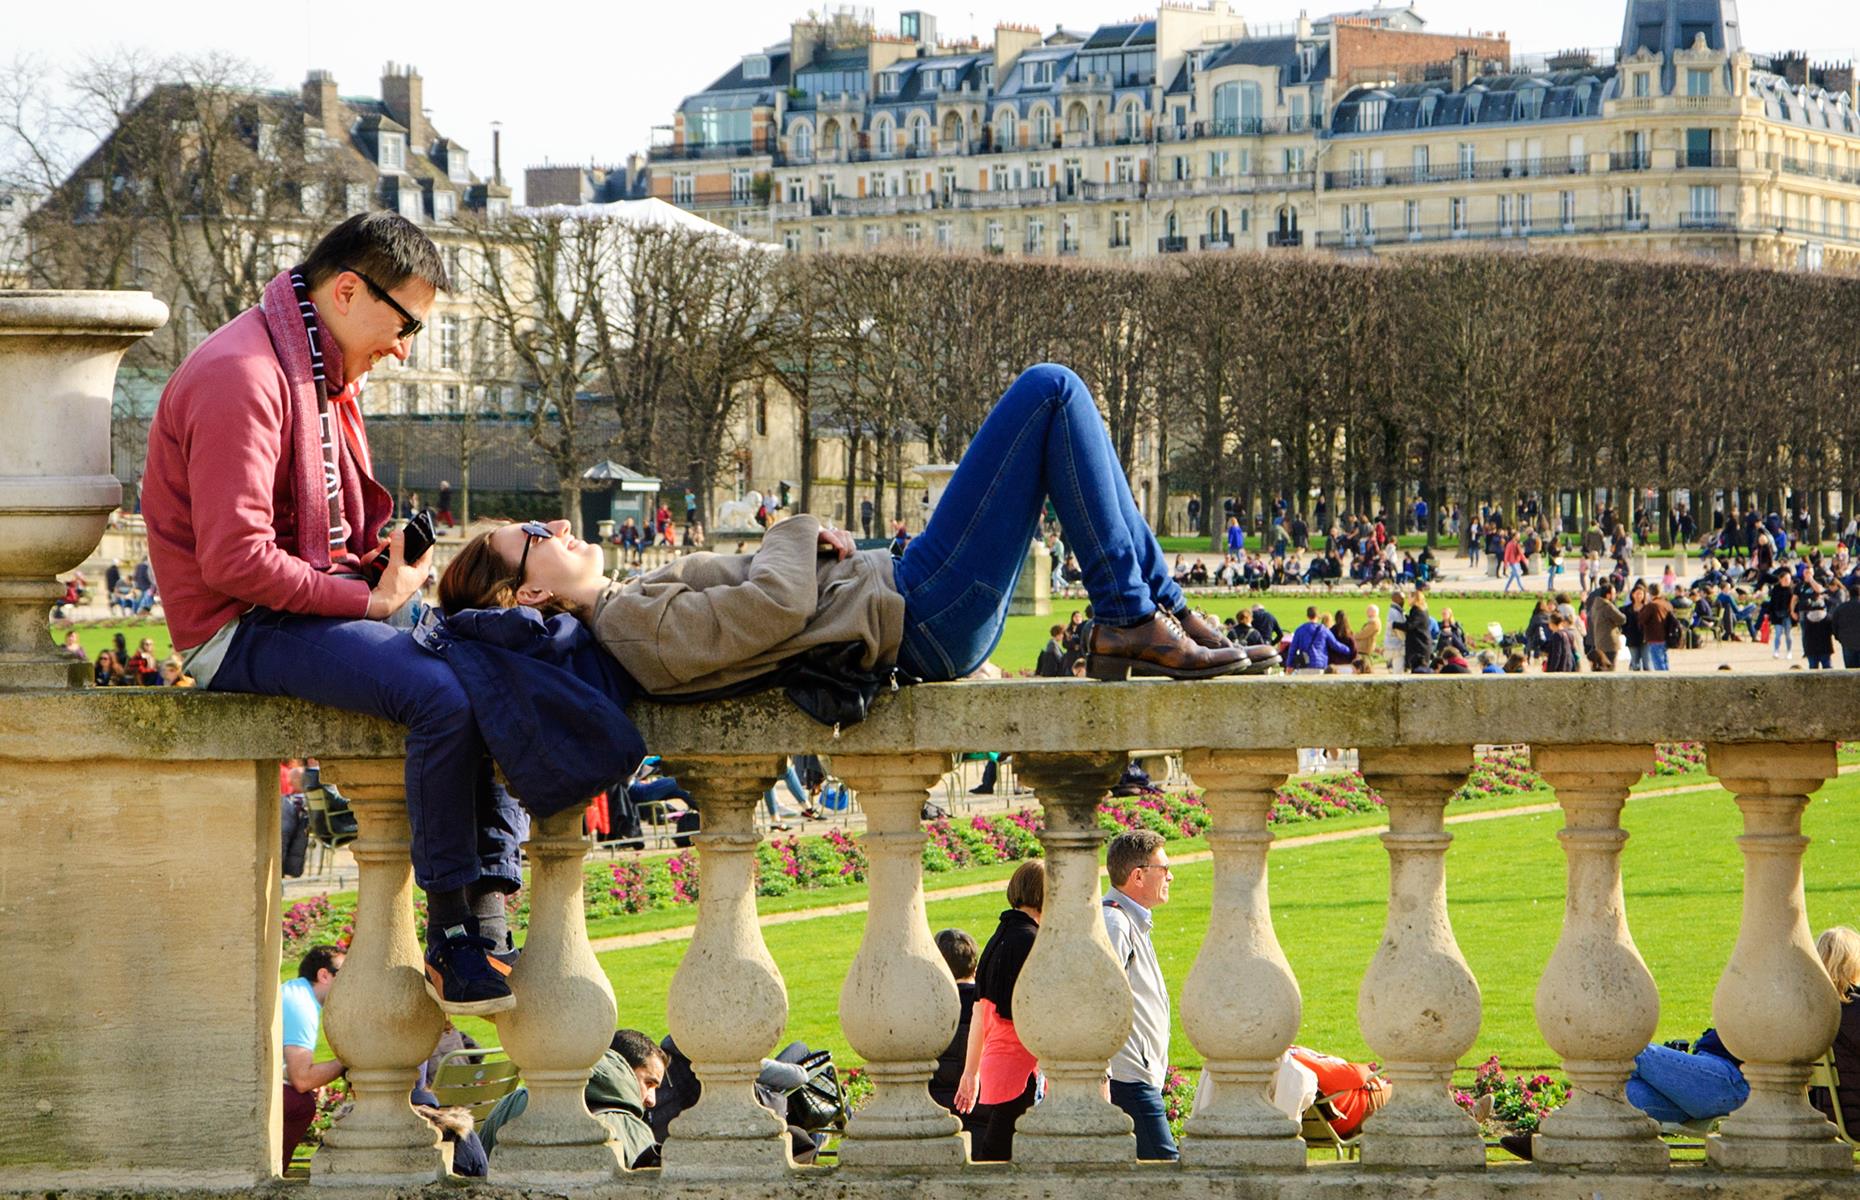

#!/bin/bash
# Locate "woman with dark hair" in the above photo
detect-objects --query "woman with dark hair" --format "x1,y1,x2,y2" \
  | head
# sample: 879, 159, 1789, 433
954, 859, 1045, 1161
440, 366, 1270, 689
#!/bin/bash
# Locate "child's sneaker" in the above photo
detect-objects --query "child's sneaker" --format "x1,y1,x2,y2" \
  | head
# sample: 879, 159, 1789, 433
424, 919, 516, 1016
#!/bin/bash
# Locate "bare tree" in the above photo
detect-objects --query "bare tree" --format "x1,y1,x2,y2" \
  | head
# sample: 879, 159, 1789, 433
465, 212, 618, 532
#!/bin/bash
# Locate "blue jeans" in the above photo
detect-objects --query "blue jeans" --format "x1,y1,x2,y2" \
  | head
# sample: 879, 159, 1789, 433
893, 365, 1181, 681
1625, 1045, 1747, 1125
210, 609, 525, 894
1773, 620, 1794, 655
764, 760, 806, 816
1109, 1079, 1178, 1161
1503, 563, 1523, 593
1646, 642, 1670, 671
1808, 654, 1832, 670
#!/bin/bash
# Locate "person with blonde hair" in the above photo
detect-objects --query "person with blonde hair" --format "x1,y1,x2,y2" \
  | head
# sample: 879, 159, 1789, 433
1813, 926, 1860, 1133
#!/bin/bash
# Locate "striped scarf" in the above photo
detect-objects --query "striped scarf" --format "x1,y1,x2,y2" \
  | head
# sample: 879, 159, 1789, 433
287, 269, 348, 557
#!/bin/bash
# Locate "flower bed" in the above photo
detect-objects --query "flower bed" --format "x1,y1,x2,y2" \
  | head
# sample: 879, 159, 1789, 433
1454, 1055, 1569, 1135
1648, 742, 1707, 777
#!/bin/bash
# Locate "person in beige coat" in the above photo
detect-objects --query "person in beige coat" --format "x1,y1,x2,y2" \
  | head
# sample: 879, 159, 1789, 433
439, 365, 1254, 689
1352, 604, 1382, 674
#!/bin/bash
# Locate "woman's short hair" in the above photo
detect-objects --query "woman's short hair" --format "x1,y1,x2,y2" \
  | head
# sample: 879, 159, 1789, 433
1005, 858, 1046, 911
1819, 927, 1860, 996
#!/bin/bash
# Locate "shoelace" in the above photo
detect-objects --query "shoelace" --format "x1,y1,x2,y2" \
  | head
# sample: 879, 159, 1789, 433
436, 930, 503, 979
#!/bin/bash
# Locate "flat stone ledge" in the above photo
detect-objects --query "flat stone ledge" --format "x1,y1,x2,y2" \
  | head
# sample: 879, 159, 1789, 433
6, 1164, 1860, 1200
1, 673, 1857, 764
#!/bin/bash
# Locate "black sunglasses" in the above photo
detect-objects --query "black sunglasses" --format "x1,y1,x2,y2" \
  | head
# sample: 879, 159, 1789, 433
515, 521, 555, 584
346, 267, 424, 340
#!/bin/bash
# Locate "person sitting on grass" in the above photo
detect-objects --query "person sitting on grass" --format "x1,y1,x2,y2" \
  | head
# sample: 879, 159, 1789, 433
438, 367, 1253, 690
481, 1028, 666, 1169
1499, 1026, 1747, 1159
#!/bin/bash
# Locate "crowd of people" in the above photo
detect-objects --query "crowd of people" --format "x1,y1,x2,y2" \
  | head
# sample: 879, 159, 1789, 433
70, 630, 193, 687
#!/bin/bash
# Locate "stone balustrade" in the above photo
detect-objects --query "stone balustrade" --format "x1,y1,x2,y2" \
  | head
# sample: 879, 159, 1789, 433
4, 674, 1860, 1200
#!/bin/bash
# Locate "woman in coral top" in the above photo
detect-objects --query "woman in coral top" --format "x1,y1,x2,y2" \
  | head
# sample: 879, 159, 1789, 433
954, 859, 1044, 1161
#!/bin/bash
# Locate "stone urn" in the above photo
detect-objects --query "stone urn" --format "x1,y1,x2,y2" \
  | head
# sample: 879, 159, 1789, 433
911, 463, 959, 520
0, 290, 168, 689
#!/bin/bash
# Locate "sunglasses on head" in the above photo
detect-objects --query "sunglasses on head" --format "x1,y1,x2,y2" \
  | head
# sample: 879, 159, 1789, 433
346, 267, 424, 340
515, 521, 555, 584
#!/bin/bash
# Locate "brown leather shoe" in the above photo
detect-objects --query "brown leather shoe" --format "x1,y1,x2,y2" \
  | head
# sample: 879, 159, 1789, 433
1239, 644, 1282, 674
1176, 607, 1232, 650
1087, 611, 1248, 680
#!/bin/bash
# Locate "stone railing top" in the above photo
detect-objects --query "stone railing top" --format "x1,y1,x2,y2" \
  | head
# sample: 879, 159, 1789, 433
4, 674, 1857, 764
0, 289, 170, 333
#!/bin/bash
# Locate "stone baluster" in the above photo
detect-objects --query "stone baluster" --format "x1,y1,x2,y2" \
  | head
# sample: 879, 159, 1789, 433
1005, 752, 1136, 1165
491, 808, 622, 1182
658, 755, 793, 1180
1178, 749, 1305, 1168
1355, 745, 1484, 1170
312, 760, 450, 1185
1529, 745, 1667, 1170
835, 753, 967, 1168
1704, 742, 1849, 1173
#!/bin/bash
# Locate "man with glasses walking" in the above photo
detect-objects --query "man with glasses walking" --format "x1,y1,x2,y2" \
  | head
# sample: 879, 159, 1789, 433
142, 212, 521, 1016
1102, 829, 1178, 1160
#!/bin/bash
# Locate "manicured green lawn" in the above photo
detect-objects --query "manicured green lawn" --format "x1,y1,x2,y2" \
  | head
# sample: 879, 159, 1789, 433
52, 619, 176, 661
585, 774, 1860, 1077
995, 595, 1547, 674
1157, 534, 1437, 555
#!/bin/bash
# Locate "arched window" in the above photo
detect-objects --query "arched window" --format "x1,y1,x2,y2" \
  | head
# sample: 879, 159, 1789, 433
821, 119, 841, 150
1033, 106, 1053, 145
1066, 101, 1090, 135
873, 116, 894, 156
1166, 210, 1179, 237
1209, 208, 1230, 241
1211, 81, 1262, 134
910, 114, 930, 150
793, 122, 814, 158
942, 111, 965, 146
1122, 102, 1143, 141
997, 109, 1018, 147
1239, 208, 1250, 232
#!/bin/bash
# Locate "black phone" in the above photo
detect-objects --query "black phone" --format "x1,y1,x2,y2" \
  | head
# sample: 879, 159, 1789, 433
401, 509, 437, 563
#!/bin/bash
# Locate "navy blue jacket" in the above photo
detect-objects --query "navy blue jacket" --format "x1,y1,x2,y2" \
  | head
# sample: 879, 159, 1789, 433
415, 606, 646, 819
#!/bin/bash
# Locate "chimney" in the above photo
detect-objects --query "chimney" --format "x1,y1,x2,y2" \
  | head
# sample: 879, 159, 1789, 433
994, 23, 1042, 80
1450, 48, 1479, 91
380, 62, 427, 152
302, 70, 342, 137
1820, 63, 1854, 97
790, 18, 821, 72
1773, 51, 1809, 87
491, 122, 504, 186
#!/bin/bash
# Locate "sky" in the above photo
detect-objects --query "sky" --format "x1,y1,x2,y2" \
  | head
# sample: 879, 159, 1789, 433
7, 0, 1858, 203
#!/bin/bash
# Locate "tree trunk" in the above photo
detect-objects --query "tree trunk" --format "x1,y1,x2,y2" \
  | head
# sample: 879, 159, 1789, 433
561, 477, 583, 537
843, 431, 859, 536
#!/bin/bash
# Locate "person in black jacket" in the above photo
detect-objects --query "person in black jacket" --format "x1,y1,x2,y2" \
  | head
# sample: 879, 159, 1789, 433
955, 860, 1045, 1161
929, 929, 982, 1133
1833, 585, 1860, 670
1394, 591, 1435, 673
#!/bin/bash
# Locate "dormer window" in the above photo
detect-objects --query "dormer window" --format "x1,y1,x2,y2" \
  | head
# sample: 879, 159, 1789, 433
1358, 98, 1387, 132
1632, 72, 1650, 98
447, 149, 469, 184
879, 72, 901, 96
1517, 88, 1543, 120
942, 69, 958, 89
743, 54, 771, 81
379, 131, 405, 170
434, 189, 457, 220
1034, 61, 1056, 85
398, 185, 421, 222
